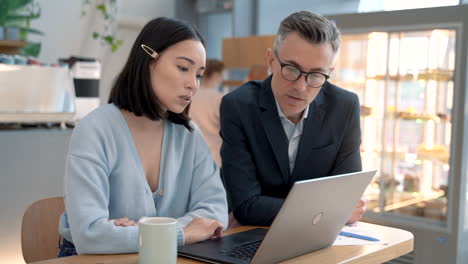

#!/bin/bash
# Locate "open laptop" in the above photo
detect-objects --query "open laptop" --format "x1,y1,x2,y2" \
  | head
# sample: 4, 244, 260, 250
178, 170, 377, 264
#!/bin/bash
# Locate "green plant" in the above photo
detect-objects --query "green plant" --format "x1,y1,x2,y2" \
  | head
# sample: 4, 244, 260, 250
0, 0, 43, 57
82, 0, 123, 52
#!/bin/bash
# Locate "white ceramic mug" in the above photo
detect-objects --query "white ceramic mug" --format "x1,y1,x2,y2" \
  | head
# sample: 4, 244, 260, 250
138, 217, 177, 264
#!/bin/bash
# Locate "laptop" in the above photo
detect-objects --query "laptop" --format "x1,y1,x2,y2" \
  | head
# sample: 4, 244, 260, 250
178, 170, 377, 264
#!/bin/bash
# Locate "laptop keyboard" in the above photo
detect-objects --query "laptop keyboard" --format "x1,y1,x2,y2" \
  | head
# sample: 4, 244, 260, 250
219, 240, 262, 260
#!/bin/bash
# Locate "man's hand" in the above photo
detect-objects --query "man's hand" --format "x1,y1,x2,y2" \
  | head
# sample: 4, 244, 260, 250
346, 197, 367, 224
183, 218, 224, 245
113, 217, 138, 227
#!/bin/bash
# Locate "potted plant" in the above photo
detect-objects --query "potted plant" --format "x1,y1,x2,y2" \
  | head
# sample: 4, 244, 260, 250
0, 0, 43, 56
82, 0, 123, 52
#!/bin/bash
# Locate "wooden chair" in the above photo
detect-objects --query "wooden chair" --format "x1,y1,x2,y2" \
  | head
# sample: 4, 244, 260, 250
21, 196, 64, 263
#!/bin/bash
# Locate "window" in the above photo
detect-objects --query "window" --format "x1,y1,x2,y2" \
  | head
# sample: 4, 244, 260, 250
359, 0, 460, 13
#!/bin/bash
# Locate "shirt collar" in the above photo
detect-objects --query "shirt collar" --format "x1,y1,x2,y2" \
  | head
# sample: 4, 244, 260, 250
274, 98, 309, 124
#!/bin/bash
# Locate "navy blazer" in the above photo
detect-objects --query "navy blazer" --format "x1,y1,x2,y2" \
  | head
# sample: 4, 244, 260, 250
220, 75, 362, 226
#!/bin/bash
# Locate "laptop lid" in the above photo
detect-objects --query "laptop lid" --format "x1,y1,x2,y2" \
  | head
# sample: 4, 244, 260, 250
251, 170, 376, 264
178, 170, 377, 264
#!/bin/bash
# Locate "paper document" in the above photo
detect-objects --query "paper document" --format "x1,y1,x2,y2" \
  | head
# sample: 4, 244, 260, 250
333, 223, 388, 246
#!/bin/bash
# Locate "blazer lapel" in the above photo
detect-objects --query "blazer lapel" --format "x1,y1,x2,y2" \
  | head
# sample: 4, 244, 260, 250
258, 77, 291, 182
291, 85, 327, 181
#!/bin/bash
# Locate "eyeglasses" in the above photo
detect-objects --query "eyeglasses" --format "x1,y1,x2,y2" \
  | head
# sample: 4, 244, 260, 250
274, 50, 329, 88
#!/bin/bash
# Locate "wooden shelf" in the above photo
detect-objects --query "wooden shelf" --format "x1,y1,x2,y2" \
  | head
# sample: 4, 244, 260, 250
334, 69, 454, 82
0, 40, 27, 54
368, 69, 454, 82
382, 111, 451, 122
360, 149, 449, 164
222, 35, 275, 68
222, 80, 245, 87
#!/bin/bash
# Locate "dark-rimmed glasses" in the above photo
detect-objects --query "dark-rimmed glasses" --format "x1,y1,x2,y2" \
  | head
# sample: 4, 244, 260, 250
274, 50, 329, 88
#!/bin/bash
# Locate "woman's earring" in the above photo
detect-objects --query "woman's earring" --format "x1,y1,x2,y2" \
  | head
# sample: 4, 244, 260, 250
141, 44, 159, 59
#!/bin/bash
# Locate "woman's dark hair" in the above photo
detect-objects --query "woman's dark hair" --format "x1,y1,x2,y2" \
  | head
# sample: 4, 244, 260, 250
108, 17, 205, 131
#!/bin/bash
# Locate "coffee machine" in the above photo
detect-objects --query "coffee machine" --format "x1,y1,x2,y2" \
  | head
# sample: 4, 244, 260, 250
66, 56, 101, 121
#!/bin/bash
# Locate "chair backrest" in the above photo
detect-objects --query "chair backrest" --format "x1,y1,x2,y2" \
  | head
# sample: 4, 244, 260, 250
21, 196, 64, 263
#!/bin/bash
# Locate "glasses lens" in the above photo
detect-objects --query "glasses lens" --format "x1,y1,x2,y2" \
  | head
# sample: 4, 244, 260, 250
281, 65, 301, 81
306, 72, 326, 87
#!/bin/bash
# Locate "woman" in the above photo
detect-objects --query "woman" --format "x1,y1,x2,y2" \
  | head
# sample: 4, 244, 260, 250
58, 17, 228, 256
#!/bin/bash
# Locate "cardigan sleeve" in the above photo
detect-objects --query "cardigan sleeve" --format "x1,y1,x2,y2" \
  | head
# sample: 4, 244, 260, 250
63, 119, 139, 254
175, 129, 229, 231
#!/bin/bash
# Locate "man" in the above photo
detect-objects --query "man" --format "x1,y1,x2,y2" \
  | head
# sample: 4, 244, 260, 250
220, 11, 366, 226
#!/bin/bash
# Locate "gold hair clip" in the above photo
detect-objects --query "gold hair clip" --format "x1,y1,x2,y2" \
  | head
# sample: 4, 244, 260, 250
141, 44, 159, 59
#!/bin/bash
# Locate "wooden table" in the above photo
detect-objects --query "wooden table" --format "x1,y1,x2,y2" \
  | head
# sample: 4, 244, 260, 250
30, 222, 413, 264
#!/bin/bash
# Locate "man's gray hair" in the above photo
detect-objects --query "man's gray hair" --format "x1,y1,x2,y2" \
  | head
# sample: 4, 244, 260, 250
274, 11, 341, 54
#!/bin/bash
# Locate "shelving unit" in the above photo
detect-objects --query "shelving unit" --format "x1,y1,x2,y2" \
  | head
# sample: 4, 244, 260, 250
222, 35, 274, 92
0, 40, 27, 54
333, 28, 454, 222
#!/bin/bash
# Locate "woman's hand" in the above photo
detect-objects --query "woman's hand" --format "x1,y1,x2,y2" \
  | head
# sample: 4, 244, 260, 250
346, 197, 367, 224
183, 218, 224, 245
113, 217, 138, 227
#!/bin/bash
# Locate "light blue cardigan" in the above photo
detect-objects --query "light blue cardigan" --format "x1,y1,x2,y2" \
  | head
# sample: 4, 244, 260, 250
59, 104, 228, 254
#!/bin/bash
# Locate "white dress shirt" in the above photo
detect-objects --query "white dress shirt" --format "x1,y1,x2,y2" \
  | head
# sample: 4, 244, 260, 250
274, 100, 310, 174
